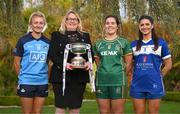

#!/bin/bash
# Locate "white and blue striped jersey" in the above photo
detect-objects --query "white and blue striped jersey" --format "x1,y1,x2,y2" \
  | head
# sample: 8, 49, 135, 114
130, 38, 171, 93
13, 33, 50, 85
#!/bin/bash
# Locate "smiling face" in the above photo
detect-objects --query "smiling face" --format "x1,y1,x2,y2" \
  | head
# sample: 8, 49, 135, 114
65, 13, 79, 31
30, 16, 45, 34
139, 19, 153, 37
104, 17, 118, 36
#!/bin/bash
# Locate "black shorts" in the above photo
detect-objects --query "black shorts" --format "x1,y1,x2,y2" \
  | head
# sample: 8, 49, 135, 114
17, 84, 48, 98
52, 83, 86, 109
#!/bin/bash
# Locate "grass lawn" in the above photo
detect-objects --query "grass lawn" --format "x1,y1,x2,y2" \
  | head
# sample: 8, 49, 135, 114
0, 100, 180, 114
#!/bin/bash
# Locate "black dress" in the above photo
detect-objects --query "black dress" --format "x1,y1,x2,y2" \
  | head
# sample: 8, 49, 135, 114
48, 31, 93, 109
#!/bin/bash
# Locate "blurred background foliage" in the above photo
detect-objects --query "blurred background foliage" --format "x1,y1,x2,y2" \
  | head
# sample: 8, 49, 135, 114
0, 0, 179, 95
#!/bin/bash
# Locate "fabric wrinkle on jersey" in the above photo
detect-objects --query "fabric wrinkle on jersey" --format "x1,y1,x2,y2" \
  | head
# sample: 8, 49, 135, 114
130, 38, 171, 94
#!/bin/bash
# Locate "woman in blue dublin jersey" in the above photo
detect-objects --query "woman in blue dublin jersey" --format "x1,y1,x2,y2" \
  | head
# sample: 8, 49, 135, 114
13, 11, 50, 114
130, 15, 172, 114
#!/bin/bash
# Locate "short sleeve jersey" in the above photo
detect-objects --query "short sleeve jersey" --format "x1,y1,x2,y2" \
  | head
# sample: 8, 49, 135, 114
93, 37, 132, 86
130, 38, 171, 93
13, 33, 50, 85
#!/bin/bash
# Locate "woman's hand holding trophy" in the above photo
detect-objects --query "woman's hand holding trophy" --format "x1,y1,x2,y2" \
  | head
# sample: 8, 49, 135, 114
66, 63, 73, 70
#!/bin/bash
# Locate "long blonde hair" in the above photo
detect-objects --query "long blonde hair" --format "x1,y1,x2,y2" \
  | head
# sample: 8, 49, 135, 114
59, 10, 83, 34
27, 11, 47, 33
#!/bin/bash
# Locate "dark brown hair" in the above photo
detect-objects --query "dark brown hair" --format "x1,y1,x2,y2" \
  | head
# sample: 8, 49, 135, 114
105, 15, 120, 26
136, 15, 159, 51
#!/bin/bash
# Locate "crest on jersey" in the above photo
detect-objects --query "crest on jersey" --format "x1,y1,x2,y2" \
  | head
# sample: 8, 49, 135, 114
108, 44, 111, 49
143, 55, 147, 62
36, 44, 41, 50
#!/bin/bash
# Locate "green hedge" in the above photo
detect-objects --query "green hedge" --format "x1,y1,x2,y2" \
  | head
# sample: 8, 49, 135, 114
162, 91, 180, 102
0, 91, 179, 106
84, 90, 96, 99
44, 95, 54, 105
0, 96, 55, 106
0, 96, 20, 106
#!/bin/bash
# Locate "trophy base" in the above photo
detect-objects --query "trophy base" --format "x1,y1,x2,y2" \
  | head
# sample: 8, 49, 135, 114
71, 65, 86, 69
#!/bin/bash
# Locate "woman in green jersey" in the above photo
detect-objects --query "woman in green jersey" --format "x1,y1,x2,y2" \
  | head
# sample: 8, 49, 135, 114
93, 15, 132, 114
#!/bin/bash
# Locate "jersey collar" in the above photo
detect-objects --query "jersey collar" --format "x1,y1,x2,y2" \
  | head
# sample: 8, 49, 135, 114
142, 38, 152, 44
29, 32, 43, 41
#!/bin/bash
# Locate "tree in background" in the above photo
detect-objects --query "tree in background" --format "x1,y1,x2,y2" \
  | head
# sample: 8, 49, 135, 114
0, 0, 179, 95
0, 0, 25, 95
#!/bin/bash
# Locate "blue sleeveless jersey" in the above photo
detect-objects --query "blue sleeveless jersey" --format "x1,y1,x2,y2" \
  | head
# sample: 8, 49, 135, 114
130, 38, 171, 93
13, 33, 50, 85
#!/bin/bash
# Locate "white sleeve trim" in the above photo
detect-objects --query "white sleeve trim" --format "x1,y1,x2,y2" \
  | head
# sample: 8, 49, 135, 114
162, 54, 171, 60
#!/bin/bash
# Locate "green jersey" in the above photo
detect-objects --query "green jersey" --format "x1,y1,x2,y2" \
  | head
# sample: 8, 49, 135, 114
93, 37, 132, 86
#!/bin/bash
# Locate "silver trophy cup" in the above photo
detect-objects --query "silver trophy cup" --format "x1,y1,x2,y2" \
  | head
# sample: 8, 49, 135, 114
69, 43, 90, 68
63, 42, 95, 95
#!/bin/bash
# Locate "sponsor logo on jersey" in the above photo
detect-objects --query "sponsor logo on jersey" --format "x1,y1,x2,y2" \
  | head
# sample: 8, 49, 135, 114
29, 51, 47, 62
101, 51, 118, 56
132, 45, 162, 56
115, 45, 120, 50
136, 63, 153, 70
143, 47, 146, 52
43, 45, 49, 50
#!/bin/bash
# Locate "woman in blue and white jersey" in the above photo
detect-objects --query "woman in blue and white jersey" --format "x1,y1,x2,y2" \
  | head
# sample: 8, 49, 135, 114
130, 15, 172, 114
13, 11, 50, 114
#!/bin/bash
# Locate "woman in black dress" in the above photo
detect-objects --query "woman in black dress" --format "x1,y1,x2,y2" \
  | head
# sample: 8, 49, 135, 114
48, 10, 94, 114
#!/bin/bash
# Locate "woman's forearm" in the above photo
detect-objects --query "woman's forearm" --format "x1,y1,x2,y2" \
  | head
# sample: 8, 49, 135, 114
161, 57, 172, 76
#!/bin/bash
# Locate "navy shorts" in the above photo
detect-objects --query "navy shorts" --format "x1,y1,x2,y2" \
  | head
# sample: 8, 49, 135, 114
17, 84, 48, 98
130, 91, 165, 99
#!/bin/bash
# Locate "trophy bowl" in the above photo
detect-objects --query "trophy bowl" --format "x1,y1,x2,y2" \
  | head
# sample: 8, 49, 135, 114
70, 43, 87, 68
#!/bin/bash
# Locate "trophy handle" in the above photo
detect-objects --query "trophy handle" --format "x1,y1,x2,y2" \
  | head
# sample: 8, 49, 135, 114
86, 44, 91, 49
62, 44, 71, 96
66, 44, 71, 50
86, 43, 95, 92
